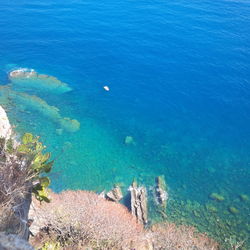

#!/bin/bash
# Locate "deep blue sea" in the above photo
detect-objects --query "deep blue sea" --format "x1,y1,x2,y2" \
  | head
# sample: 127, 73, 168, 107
0, 0, 249, 247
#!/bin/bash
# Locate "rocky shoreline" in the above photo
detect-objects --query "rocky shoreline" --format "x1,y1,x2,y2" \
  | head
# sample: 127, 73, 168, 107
0, 105, 219, 249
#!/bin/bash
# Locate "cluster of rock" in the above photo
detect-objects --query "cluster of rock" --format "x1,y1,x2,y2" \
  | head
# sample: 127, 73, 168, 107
155, 175, 168, 209
101, 176, 168, 226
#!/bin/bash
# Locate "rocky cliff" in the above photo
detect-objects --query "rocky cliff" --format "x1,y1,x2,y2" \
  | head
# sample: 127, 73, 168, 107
0, 105, 32, 241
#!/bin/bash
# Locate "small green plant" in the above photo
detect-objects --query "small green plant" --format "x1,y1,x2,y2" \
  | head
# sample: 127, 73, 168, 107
41, 241, 61, 250
0, 131, 53, 238
6, 139, 14, 154
17, 133, 53, 202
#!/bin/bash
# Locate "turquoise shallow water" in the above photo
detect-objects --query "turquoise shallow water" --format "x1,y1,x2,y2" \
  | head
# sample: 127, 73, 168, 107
0, 0, 250, 247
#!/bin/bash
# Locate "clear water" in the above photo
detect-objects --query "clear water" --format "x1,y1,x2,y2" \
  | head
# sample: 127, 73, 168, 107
0, 0, 250, 247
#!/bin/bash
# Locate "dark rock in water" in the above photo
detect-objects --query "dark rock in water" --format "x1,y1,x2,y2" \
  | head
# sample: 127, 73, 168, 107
106, 185, 123, 202
0, 232, 34, 250
155, 175, 168, 209
128, 181, 148, 225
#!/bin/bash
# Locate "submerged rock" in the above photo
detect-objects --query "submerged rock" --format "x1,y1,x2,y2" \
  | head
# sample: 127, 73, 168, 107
1, 70, 79, 133
55, 128, 63, 135
125, 135, 135, 145
209, 193, 225, 202
106, 185, 123, 202
3, 90, 80, 133
205, 203, 218, 213
228, 206, 239, 214
59, 117, 80, 133
128, 181, 148, 225
239, 194, 249, 202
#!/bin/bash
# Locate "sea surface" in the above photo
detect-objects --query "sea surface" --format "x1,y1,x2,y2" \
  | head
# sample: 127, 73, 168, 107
0, 0, 249, 247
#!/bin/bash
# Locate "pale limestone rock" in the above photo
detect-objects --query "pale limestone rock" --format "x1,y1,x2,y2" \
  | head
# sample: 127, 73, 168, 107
0, 105, 12, 139
128, 181, 148, 225
106, 185, 123, 202
98, 190, 106, 198
28, 200, 41, 237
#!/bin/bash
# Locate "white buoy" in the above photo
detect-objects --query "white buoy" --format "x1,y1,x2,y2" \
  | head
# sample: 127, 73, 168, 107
103, 86, 110, 91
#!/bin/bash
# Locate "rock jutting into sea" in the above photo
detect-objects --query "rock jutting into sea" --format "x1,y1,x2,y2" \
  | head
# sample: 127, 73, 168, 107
106, 185, 123, 202
9, 68, 72, 94
128, 180, 148, 225
209, 192, 225, 202
155, 175, 168, 209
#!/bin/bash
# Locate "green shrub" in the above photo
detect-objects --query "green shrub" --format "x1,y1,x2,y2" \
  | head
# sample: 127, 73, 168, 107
0, 132, 53, 235
17, 133, 53, 202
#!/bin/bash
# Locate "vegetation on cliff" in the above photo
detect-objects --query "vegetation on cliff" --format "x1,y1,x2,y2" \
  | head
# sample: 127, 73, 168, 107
29, 190, 219, 250
0, 131, 52, 239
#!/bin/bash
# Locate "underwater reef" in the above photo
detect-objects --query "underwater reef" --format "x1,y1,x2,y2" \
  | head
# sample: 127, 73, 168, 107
0, 68, 80, 133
